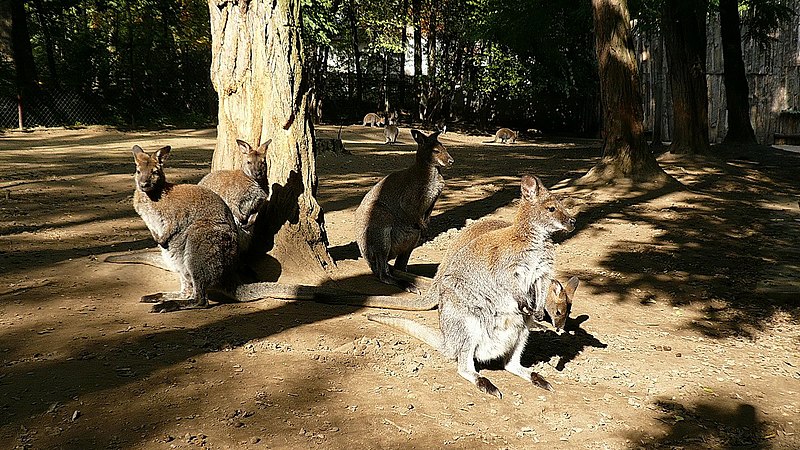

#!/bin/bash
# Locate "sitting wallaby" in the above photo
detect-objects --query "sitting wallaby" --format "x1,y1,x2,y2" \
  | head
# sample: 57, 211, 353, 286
369, 175, 575, 398
493, 128, 518, 144
131, 145, 240, 313
198, 139, 271, 253
384, 112, 399, 145
363, 112, 382, 127
355, 129, 453, 294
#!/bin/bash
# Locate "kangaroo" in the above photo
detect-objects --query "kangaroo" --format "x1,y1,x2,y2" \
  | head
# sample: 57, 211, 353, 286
493, 128, 518, 144
355, 129, 453, 294
198, 139, 271, 253
369, 175, 575, 398
363, 112, 382, 127
131, 145, 240, 313
384, 112, 399, 145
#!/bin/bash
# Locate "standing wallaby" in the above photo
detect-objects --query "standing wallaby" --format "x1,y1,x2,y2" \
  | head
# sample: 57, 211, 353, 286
355, 129, 453, 294
493, 128, 518, 144
363, 112, 382, 127
131, 145, 239, 313
198, 139, 271, 253
369, 175, 575, 398
384, 112, 399, 145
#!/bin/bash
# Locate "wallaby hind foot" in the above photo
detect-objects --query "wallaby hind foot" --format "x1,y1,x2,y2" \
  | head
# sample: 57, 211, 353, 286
151, 298, 209, 313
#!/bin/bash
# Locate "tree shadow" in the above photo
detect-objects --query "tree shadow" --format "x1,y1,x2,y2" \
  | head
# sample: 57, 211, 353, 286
627, 399, 772, 449
564, 146, 800, 339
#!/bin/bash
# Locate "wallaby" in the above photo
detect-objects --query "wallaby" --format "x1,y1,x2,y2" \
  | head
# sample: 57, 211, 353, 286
131, 145, 240, 313
493, 128, 518, 144
369, 175, 575, 398
363, 112, 382, 127
384, 112, 399, 145
355, 129, 453, 294
198, 139, 271, 253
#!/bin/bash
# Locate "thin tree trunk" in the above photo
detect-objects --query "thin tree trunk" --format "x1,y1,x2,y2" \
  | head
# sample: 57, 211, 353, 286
398, 0, 408, 110
0, 0, 38, 93
412, 0, 422, 121
651, 32, 665, 147
662, 0, 710, 154
719, 0, 757, 144
382, 51, 389, 113
583, 0, 668, 184
209, 0, 332, 281
347, 0, 362, 102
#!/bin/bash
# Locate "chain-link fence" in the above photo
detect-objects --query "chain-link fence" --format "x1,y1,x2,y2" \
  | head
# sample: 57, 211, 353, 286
0, 89, 102, 129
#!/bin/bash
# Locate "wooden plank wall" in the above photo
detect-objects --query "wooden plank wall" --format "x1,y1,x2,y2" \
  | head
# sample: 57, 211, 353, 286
636, 2, 800, 144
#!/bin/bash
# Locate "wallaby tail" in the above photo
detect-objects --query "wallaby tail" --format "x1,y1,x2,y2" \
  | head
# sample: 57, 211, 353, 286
367, 315, 444, 351
104, 250, 172, 272
234, 282, 439, 311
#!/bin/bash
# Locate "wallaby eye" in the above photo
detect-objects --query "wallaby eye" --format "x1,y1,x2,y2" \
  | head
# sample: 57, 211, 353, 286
548, 206, 556, 212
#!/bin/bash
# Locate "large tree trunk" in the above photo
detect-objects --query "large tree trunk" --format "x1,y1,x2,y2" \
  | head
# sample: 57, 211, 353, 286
719, 0, 757, 144
208, 0, 333, 283
662, 0, 710, 154
582, 0, 668, 184
412, 0, 422, 122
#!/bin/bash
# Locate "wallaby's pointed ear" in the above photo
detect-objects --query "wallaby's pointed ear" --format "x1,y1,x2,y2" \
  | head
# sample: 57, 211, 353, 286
520, 175, 542, 200
257, 139, 272, 154
411, 129, 426, 144
237, 139, 252, 154
132, 145, 144, 157
155, 146, 171, 164
564, 276, 580, 298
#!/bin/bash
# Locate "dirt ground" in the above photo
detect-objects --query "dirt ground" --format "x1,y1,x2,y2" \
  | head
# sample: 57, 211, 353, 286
1, 124, 799, 449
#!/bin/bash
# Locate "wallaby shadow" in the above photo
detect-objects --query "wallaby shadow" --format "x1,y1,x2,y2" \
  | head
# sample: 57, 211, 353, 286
626, 399, 771, 449
521, 314, 607, 371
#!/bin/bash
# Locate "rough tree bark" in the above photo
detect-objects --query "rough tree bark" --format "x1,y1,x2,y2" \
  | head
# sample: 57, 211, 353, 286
582, 0, 668, 184
719, 0, 757, 144
208, 0, 333, 282
662, 0, 710, 154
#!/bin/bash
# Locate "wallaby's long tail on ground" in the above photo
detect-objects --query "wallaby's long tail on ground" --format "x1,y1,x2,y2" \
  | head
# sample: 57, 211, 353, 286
103, 250, 438, 310
367, 315, 444, 350
104, 250, 172, 271
393, 269, 434, 289
234, 282, 438, 311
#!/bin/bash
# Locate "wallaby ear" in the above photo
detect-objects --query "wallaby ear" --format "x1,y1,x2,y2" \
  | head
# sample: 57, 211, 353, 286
155, 146, 171, 164
132, 145, 144, 157
257, 139, 272, 155
520, 175, 543, 200
564, 276, 580, 298
411, 129, 426, 144
237, 139, 253, 154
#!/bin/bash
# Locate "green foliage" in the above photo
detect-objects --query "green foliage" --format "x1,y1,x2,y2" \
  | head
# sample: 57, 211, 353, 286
739, 0, 797, 45
15, 0, 214, 127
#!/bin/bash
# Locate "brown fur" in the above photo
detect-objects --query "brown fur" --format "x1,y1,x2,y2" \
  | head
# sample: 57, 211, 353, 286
132, 145, 239, 312
355, 129, 453, 294
493, 128, 518, 144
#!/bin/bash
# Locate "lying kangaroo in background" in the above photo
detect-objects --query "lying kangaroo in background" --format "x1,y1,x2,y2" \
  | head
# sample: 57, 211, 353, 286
355, 129, 453, 294
363, 112, 382, 127
493, 128, 518, 144
131, 145, 240, 313
198, 139, 271, 253
369, 175, 575, 398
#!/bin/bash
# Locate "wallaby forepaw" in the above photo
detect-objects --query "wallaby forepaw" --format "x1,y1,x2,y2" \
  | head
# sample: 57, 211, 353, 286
140, 293, 164, 303
476, 377, 502, 399
530, 372, 554, 392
